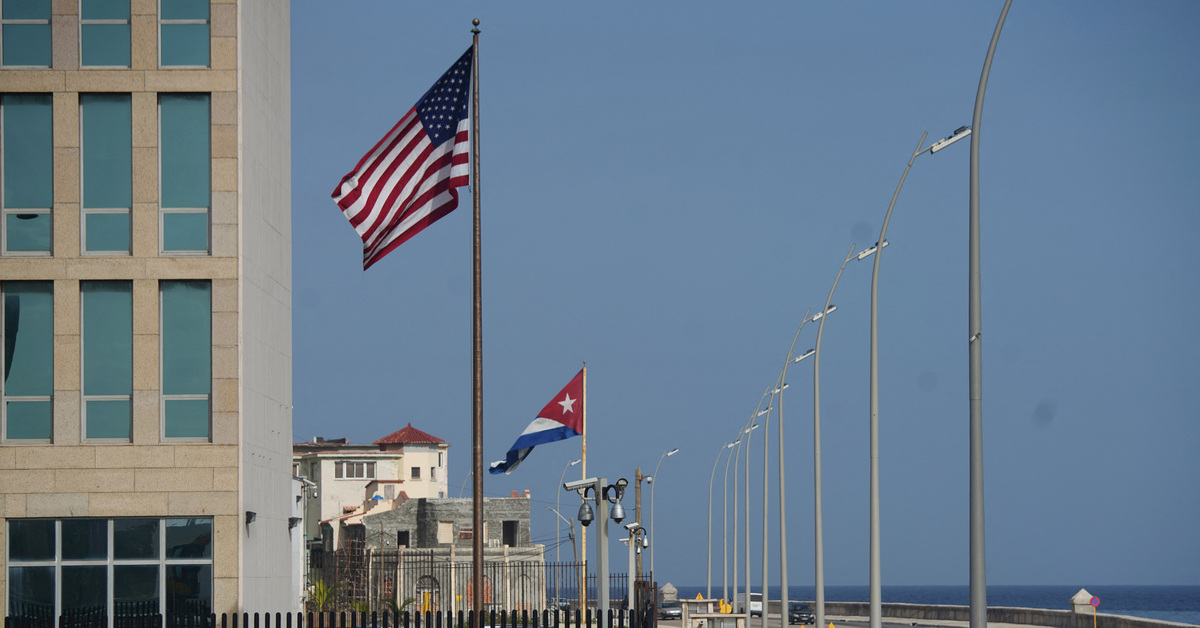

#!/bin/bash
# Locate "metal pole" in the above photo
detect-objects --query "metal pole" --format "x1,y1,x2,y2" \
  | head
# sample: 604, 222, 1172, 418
649, 449, 676, 579
970, 3, 1011, 628
597, 477, 610, 618
760, 381, 779, 628
869, 131, 927, 628
558, 460, 581, 565
708, 442, 731, 599
776, 310, 813, 626
722, 441, 737, 603
731, 434, 742, 608
813, 245, 857, 628
635, 468, 644, 576
469, 22, 484, 628
744, 393, 767, 628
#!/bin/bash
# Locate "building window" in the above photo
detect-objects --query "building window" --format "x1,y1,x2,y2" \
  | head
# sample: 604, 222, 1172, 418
159, 94, 210, 254
502, 521, 518, 547
436, 522, 452, 545
430, 467, 436, 481
2, 282, 53, 442
80, 0, 130, 67
81, 94, 132, 255
159, 0, 208, 67
334, 461, 374, 479
7, 518, 213, 623
396, 530, 408, 548
0, 0, 51, 67
410, 466, 420, 480
161, 281, 210, 440
1, 94, 52, 255
81, 281, 132, 441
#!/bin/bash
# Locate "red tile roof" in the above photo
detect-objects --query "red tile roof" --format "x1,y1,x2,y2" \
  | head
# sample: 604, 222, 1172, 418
374, 423, 445, 445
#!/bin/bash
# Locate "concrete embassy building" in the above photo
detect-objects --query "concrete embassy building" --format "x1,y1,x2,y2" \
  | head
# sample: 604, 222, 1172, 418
0, 0, 293, 619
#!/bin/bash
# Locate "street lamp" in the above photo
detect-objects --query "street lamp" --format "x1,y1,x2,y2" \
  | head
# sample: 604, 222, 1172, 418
731, 420, 759, 613
744, 396, 770, 627
648, 447, 678, 579
810, 242, 881, 628
557, 459, 582, 565
775, 308, 827, 625
969, 5, 1012, 628
867, 124, 971, 628
722, 433, 741, 603
707, 440, 737, 599
547, 506, 578, 607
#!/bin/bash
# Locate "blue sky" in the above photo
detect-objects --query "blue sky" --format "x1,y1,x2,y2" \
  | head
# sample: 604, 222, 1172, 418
290, 2, 1200, 587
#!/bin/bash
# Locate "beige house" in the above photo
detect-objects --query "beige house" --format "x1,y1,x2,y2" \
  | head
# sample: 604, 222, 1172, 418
293, 425, 450, 549
0, 0, 293, 620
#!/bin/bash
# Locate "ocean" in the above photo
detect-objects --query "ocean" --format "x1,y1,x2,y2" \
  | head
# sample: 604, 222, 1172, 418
669, 585, 1200, 626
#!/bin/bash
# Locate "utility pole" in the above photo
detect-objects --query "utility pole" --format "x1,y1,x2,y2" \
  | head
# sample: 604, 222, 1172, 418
635, 467, 645, 575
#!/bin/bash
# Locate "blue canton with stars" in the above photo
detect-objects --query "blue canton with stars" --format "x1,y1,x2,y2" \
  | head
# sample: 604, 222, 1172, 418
415, 46, 473, 146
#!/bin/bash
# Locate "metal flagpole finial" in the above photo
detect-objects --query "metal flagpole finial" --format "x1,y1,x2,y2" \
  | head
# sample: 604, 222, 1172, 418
472, 18, 480, 34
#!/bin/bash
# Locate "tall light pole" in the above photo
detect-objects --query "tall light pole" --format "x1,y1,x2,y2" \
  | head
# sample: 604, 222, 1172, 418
722, 435, 740, 603
969, 3, 1012, 628
811, 242, 884, 628
868, 126, 971, 628
760, 381, 786, 628
731, 420, 759, 613
557, 458, 582, 564
708, 440, 736, 598
776, 308, 825, 625
547, 505, 578, 606
648, 448, 678, 579
746, 397, 770, 628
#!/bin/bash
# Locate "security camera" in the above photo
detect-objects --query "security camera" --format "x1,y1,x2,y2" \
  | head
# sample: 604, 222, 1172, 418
624, 521, 640, 531
564, 478, 598, 492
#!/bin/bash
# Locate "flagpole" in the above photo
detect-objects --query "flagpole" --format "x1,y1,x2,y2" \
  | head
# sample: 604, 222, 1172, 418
470, 19, 484, 628
580, 362, 588, 614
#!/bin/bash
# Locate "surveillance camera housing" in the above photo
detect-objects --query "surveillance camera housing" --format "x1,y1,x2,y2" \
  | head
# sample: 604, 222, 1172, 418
564, 478, 599, 492
624, 521, 640, 531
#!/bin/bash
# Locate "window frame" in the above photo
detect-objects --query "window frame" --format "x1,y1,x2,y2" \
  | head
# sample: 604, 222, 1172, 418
79, 93, 133, 256
333, 461, 375, 480
157, 0, 210, 68
78, 0, 131, 68
159, 280, 211, 442
1, 93, 54, 257
1, 281, 54, 443
0, 0, 52, 68
80, 281, 133, 443
157, 93, 211, 256
6, 518, 214, 623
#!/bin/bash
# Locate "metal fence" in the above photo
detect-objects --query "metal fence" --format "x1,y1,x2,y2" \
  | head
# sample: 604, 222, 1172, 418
5, 609, 652, 628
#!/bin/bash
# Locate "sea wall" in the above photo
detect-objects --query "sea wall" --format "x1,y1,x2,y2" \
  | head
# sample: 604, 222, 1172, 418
772, 602, 1193, 628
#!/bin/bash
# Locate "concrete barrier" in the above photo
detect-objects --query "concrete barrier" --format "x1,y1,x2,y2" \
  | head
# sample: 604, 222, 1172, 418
763, 601, 1194, 628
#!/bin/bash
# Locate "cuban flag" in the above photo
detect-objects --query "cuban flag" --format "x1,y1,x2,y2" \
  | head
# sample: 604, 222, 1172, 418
490, 370, 583, 475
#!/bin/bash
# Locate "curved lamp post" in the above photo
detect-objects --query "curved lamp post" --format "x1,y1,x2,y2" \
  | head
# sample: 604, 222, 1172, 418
648, 447, 678, 579
775, 307, 827, 624
557, 458, 582, 564
707, 440, 737, 598
745, 396, 770, 627
867, 125, 972, 628
969, 3, 1012, 627
810, 242, 884, 628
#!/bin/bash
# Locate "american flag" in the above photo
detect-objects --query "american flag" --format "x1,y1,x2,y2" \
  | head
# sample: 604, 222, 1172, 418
333, 46, 473, 270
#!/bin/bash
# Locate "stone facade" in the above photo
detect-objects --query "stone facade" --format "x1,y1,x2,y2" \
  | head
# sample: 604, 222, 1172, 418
0, 0, 293, 616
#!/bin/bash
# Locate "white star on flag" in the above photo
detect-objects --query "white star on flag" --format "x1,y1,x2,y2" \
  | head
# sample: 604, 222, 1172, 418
558, 394, 576, 414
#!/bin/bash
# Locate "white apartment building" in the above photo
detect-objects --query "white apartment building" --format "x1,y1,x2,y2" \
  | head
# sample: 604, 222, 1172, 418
293, 424, 449, 547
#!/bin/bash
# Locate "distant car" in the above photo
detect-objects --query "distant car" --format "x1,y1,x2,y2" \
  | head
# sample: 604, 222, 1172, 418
658, 601, 683, 620
788, 602, 815, 625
